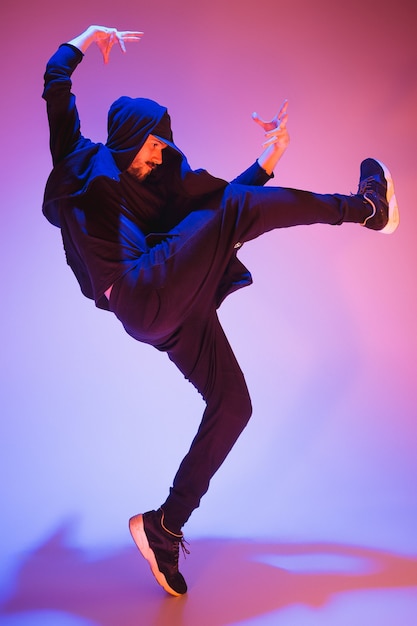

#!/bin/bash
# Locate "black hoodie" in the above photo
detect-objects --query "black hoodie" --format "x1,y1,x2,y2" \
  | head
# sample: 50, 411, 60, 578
42, 44, 267, 310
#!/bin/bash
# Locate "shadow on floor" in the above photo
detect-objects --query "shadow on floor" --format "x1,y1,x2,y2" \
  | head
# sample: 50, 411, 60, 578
1, 521, 417, 626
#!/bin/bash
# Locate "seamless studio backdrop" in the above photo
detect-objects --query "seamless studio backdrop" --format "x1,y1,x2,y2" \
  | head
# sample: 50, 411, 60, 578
1, 0, 416, 624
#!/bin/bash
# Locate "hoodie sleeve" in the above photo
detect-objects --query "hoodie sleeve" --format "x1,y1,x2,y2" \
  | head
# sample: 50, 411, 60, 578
230, 161, 274, 186
43, 44, 85, 166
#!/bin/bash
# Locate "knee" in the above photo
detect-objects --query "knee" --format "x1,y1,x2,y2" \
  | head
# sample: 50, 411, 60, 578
222, 386, 253, 430
240, 390, 253, 425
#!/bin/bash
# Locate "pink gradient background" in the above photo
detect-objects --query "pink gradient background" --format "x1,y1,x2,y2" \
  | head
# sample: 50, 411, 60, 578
1, 0, 416, 623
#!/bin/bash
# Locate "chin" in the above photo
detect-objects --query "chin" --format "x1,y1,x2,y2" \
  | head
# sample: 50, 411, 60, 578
129, 169, 147, 181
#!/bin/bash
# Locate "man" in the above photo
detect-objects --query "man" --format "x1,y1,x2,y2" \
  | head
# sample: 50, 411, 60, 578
42, 25, 399, 597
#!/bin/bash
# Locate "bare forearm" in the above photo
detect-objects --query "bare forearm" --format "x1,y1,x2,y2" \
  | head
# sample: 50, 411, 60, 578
258, 144, 287, 176
67, 25, 100, 53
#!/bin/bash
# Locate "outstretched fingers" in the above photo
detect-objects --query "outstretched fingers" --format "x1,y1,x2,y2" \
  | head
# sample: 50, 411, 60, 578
252, 100, 289, 148
95, 27, 143, 63
116, 30, 144, 53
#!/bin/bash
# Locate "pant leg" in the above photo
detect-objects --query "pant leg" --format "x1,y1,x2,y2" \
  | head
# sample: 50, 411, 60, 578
219, 183, 366, 245
160, 310, 252, 531
108, 184, 366, 344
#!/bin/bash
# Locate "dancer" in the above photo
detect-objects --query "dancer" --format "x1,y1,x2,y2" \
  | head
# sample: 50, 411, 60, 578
42, 25, 399, 596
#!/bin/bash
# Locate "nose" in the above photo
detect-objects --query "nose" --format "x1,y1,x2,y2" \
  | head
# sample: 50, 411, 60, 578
153, 147, 163, 164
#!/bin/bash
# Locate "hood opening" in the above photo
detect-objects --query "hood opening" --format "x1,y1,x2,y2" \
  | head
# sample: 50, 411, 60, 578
105, 96, 182, 171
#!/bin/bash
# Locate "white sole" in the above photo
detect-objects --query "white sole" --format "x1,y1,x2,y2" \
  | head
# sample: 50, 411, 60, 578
129, 514, 182, 597
377, 159, 399, 234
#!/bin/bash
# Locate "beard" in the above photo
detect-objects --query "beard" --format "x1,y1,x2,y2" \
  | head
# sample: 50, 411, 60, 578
127, 161, 159, 181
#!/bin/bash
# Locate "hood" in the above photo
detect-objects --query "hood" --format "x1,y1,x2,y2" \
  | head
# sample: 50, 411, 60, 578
105, 96, 183, 171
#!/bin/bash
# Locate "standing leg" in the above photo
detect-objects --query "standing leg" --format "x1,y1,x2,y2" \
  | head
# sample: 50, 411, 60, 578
161, 310, 252, 531
128, 309, 252, 597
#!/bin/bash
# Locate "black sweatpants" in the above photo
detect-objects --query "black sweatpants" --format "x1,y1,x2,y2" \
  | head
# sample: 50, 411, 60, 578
108, 183, 367, 530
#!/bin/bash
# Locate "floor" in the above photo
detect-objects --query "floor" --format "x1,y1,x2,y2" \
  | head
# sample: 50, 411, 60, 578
1, 531, 416, 626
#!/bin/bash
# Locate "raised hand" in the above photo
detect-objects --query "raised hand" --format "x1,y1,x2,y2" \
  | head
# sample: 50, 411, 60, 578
253, 100, 290, 175
67, 25, 143, 63
252, 100, 289, 149
93, 27, 144, 63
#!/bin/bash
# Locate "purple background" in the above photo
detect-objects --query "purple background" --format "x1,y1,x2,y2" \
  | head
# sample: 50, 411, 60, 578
1, 0, 416, 623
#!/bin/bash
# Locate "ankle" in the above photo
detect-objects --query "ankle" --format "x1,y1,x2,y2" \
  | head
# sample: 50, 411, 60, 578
360, 194, 377, 226
159, 509, 183, 537
344, 194, 373, 224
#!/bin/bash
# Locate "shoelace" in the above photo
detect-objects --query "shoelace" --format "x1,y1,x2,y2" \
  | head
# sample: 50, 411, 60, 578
358, 176, 383, 196
172, 537, 190, 566
160, 510, 190, 563
358, 175, 380, 196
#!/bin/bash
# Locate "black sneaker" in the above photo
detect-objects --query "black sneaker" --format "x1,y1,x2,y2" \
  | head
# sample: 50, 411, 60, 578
129, 509, 189, 596
358, 158, 399, 234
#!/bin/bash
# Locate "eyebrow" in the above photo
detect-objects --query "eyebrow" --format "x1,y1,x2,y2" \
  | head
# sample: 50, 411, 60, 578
149, 136, 167, 147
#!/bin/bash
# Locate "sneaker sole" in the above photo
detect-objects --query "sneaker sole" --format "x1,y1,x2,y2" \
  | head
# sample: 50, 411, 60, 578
129, 513, 183, 597
376, 159, 399, 234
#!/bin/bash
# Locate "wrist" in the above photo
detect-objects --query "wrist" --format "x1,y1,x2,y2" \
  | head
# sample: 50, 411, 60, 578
67, 26, 98, 53
258, 143, 286, 176
258, 145, 278, 175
